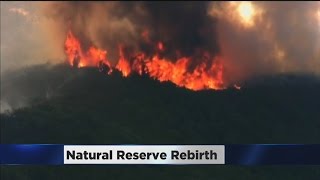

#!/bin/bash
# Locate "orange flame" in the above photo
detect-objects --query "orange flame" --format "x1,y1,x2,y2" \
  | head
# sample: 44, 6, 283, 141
64, 30, 112, 71
115, 45, 131, 77
64, 30, 228, 91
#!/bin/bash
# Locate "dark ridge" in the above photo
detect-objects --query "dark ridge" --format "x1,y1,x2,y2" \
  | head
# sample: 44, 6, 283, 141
1, 64, 320, 179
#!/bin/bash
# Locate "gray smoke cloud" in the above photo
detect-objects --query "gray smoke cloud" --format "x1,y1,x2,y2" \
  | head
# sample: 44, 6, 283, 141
0, 1, 65, 74
0, 1, 67, 112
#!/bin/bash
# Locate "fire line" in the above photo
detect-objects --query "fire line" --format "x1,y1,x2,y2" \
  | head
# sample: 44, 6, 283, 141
65, 30, 239, 91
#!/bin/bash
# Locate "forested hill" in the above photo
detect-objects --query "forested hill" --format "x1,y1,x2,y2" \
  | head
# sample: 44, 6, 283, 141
1, 64, 320, 179
1, 64, 320, 144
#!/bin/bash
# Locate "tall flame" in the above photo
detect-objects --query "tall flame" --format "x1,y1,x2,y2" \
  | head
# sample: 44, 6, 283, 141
115, 45, 131, 77
64, 31, 112, 71
64, 30, 229, 91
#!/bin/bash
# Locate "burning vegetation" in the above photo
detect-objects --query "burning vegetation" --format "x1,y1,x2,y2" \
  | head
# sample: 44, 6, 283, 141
65, 30, 227, 91
52, 1, 320, 91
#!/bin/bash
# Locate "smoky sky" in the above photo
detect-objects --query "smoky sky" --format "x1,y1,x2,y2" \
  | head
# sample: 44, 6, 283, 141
41, 1, 220, 62
209, 2, 320, 77
2, 1, 320, 77
140, 2, 219, 55
2, 1, 320, 113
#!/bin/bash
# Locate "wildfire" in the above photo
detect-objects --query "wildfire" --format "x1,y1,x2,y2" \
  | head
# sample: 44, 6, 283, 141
64, 30, 232, 91
64, 31, 112, 70
115, 45, 131, 77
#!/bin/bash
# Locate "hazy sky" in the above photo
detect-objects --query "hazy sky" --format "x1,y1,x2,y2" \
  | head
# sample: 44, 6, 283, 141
0, 1, 65, 74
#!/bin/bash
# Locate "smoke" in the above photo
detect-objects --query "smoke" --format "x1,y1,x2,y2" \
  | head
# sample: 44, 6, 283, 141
9, 7, 30, 16
208, 1, 320, 79
0, 2, 66, 112
40, 2, 220, 63
1, 2, 320, 77
0, 1, 66, 74
1, 2, 320, 112
38, 1, 320, 82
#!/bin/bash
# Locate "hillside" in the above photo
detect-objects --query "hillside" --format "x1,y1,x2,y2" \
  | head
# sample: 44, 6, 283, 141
1, 63, 320, 179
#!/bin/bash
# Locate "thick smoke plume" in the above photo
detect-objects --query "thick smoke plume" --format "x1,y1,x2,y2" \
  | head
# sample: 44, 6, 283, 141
41, 2, 219, 63
209, 1, 320, 78
2, 2, 320, 78
40, 1, 320, 81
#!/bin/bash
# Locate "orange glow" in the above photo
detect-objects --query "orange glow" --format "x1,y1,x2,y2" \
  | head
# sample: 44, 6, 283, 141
64, 30, 227, 91
225, 1, 260, 28
315, 10, 320, 25
132, 53, 145, 75
238, 2, 255, 23
65, 31, 81, 66
115, 45, 131, 77
145, 56, 225, 90
78, 62, 85, 68
64, 30, 112, 72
